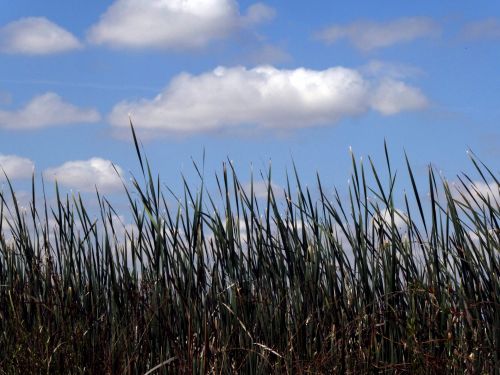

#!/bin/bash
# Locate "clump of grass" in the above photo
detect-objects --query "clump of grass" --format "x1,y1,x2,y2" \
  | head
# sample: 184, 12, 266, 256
0, 127, 498, 374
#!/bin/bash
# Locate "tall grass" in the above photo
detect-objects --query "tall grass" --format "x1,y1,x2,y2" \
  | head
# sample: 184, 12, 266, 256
0, 127, 498, 374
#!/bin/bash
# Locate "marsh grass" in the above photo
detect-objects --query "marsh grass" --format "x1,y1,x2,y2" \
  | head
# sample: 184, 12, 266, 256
0, 127, 498, 374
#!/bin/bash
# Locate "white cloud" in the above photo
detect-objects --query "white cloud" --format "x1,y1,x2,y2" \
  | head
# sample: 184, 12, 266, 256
241, 3, 275, 26
461, 18, 500, 40
0, 154, 34, 180
206, 217, 249, 245
109, 65, 428, 136
243, 180, 283, 199
0, 17, 82, 55
361, 60, 423, 80
452, 181, 499, 207
372, 208, 408, 233
87, 0, 274, 49
315, 17, 439, 51
105, 214, 138, 246
44, 158, 124, 193
370, 79, 428, 115
0, 92, 101, 129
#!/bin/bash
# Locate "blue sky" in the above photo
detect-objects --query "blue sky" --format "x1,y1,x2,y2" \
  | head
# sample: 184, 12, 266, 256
0, 0, 498, 213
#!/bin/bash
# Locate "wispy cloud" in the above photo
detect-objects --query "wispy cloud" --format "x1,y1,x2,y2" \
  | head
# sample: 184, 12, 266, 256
243, 180, 283, 199
0, 79, 160, 93
0, 17, 82, 55
108, 65, 428, 136
243, 44, 292, 65
361, 60, 423, 80
87, 0, 275, 49
43, 158, 124, 193
0, 154, 34, 180
0, 92, 100, 130
461, 18, 500, 40
240, 3, 275, 26
370, 79, 428, 115
315, 17, 440, 51
0, 90, 12, 105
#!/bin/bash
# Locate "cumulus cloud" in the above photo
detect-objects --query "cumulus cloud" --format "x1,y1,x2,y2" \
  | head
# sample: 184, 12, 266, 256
0, 92, 101, 129
0, 190, 31, 238
372, 208, 408, 233
450, 180, 499, 246
452, 180, 499, 207
0, 154, 34, 180
315, 17, 439, 51
87, 0, 274, 49
461, 18, 500, 40
370, 79, 428, 115
108, 65, 428, 136
44, 158, 124, 193
0, 17, 82, 55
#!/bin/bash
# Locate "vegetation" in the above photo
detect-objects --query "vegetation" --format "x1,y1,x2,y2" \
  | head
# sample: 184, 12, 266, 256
0, 128, 498, 374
